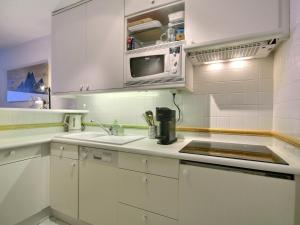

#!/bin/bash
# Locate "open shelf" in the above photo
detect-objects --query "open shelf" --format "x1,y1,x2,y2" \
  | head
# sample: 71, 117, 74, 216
126, 2, 185, 51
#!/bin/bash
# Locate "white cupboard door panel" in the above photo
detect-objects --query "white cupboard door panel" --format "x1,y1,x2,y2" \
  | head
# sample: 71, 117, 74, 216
185, 0, 287, 44
0, 157, 48, 225
119, 169, 178, 219
125, 0, 180, 16
52, 5, 86, 93
118, 203, 178, 225
179, 164, 295, 225
85, 0, 124, 91
50, 156, 78, 219
79, 159, 118, 225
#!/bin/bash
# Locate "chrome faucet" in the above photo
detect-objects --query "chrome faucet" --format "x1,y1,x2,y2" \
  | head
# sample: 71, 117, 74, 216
90, 119, 113, 135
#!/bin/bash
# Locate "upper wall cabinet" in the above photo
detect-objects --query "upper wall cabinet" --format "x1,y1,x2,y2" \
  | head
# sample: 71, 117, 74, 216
52, 0, 124, 94
85, 0, 124, 91
185, 0, 290, 45
52, 4, 86, 93
125, 0, 180, 16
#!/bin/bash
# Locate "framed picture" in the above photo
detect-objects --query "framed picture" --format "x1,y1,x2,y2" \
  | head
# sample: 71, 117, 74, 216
6, 62, 49, 103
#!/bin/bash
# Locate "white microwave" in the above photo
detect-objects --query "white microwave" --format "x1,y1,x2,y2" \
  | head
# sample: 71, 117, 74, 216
125, 42, 184, 87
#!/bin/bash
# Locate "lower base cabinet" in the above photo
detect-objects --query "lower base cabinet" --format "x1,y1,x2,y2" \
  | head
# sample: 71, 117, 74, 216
50, 155, 78, 219
179, 163, 296, 225
118, 203, 178, 225
0, 145, 49, 225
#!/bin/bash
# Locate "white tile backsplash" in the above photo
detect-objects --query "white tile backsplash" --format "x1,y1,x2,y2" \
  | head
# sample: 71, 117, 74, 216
273, 1, 300, 139
77, 56, 274, 131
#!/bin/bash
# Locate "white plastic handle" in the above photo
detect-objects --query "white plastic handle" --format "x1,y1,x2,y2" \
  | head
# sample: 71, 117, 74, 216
142, 214, 148, 222
81, 152, 88, 160
9, 151, 16, 157
142, 159, 148, 165
182, 169, 189, 177
60, 146, 64, 150
71, 162, 76, 167
142, 177, 149, 183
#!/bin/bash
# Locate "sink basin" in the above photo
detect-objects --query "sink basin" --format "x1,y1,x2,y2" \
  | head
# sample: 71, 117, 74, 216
88, 135, 145, 145
61, 132, 105, 140
60, 132, 145, 145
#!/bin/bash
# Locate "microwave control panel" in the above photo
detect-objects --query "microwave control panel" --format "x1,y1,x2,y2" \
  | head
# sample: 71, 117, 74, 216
169, 46, 181, 75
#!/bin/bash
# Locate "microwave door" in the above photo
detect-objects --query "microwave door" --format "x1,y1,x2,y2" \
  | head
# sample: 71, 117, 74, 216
129, 55, 166, 80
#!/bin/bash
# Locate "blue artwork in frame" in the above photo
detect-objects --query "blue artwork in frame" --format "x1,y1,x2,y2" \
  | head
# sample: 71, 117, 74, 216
6, 62, 49, 102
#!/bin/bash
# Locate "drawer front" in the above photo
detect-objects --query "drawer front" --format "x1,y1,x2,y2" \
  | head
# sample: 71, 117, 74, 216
118, 203, 178, 225
51, 142, 78, 159
0, 145, 41, 165
119, 169, 178, 219
119, 152, 179, 178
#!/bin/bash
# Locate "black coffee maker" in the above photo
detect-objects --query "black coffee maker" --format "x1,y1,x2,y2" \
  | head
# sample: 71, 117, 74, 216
156, 107, 177, 145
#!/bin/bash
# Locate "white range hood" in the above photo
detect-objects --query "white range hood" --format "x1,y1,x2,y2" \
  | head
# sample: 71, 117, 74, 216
184, 37, 279, 65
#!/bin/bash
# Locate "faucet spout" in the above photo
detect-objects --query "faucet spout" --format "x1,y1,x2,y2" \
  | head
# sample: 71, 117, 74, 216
90, 119, 112, 135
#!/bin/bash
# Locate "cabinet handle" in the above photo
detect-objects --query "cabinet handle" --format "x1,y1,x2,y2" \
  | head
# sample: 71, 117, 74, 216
182, 169, 189, 177
71, 162, 76, 167
60, 146, 64, 150
9, 151, 16, 157
80, 85, 84, 91
150, 0, 155, 4
142, 159, 148, 166
86, 85, 90, 91
142, 214, 148, 222
142, 177, 149, 183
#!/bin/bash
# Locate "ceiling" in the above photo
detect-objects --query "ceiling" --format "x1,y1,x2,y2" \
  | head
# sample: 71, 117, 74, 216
0, 0, 79, 50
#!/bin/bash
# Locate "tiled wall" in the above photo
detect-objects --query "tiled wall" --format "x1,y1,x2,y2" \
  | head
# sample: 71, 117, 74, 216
77, 56, 274, 131
273, 0, 300, 139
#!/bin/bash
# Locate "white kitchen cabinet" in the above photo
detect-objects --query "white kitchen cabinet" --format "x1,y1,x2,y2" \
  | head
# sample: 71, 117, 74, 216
50, 155, 78, 219
118, 203, 178, 225
185, 0, 290, 45
179, 162, 296, 225
125, 0, 180, 16
51, 4, 86, 93
119, 169, 178, 219
0, 145, 49, 225
79, 147, 118, 225
85, 0, 124, 91
52, 0, 124, 94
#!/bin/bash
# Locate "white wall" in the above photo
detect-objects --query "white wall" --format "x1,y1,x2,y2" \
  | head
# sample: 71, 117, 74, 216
273, 0, 300, 139
77, 56, 274, 131
0, 36, 76, 109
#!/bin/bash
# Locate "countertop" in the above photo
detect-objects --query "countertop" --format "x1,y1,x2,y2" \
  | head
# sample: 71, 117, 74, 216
1, 132, 300, 175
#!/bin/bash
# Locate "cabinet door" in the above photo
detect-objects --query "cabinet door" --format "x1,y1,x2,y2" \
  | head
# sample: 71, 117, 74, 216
79, 159, 118, 225
85, 0, 124, 91
52, 5, 86, 93
0, 157, 49, 225
185, 0, 289, 44
50, 156, 78, 219
125, 0, 179, 16
179, 164, 295, 225
119, 169, 178, 219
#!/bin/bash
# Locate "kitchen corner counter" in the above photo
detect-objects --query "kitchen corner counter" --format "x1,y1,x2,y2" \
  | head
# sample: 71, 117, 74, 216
52, 134, 300, 176
1, 131, 300, 175
0, 133, 65, 150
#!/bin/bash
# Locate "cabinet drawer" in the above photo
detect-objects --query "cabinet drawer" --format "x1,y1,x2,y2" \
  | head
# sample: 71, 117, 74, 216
118, 203, 178, 225
119, 169, 178, 219
51, 142, 78, 159
0, 145, 41, 165
125, 0, 180, 16
119, 152, 179, 178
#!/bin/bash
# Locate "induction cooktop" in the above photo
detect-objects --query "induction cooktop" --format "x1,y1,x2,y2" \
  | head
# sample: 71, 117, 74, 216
179, 141, 288, 165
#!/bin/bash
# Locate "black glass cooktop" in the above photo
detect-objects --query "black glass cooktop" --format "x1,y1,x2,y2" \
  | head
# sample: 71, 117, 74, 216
179, 141, 288, 165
